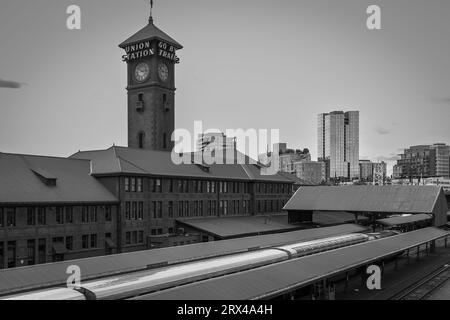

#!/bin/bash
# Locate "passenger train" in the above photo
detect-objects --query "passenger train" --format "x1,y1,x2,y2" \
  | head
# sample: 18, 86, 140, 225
2, 232, 393, 300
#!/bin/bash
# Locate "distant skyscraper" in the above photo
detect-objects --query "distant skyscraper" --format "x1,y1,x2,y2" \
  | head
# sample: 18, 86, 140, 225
318, 111, 359, 180
197, 132, 235, 152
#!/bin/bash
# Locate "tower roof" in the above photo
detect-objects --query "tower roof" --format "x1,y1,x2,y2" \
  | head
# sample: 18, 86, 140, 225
119, 19, 183, 50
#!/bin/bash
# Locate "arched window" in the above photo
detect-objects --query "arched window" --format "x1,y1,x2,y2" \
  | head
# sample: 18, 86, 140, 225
138, 132, 145, 149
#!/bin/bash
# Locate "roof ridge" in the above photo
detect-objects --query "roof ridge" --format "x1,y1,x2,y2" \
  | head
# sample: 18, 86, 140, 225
112, 147, 123, 173
240, 164, 256, 181
116, 155, 149, 174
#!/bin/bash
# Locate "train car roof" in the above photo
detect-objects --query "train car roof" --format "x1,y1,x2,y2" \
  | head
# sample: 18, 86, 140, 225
135, 227, 449, 300
0, 223, 368, 296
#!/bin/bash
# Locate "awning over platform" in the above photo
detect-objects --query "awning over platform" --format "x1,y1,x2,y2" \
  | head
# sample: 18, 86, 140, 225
177, 214, 300, 238
136, 227, 449, 300
377, 214, 432, 226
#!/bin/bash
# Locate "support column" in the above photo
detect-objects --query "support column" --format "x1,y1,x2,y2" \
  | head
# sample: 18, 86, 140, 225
345, 272, 349, 290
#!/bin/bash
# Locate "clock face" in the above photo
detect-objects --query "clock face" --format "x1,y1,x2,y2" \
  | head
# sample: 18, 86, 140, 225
158, 63, 169, 82
134, 63, 150, 82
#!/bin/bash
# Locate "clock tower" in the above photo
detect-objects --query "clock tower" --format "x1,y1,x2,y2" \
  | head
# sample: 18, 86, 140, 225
119, 8, 182, 151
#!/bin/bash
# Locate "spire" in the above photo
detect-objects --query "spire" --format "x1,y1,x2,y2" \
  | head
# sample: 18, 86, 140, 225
149, 0, 154, 24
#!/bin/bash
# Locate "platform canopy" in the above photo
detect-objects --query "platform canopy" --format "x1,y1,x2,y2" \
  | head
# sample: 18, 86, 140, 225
376, 214, 432, 226
283, 185, 449, 226
135, 227, 449, 300
0, 224, 367, 296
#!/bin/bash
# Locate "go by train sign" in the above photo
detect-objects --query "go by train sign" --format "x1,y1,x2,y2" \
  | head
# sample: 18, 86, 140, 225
122, 40, 180, 63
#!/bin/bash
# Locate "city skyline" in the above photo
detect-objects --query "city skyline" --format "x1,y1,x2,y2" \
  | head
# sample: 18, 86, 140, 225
1, 0, 450, 176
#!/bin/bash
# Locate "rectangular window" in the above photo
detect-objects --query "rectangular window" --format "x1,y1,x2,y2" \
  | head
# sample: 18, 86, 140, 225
211, 181, 215, 193
224, 201, 228, 215
27, 208, 36, 226
89, 206, 97, 222
27, 239, 35, 266
193, 180, 197, 193
138, 231, 144, 243
219, 200, 223, 215
224, 182, 228, 193
90, 234, 97, 248
55, 207, 64, 224
178, 202, 184, 217
131, 177, 136, 192
178, 180, 183, 193
65, 207, 73, 224
138, 202, 143, 220
150, 179, 155, 192
157, 201, 162, 218
168, 179, 173, 193
66, 236, 73, 251
7, 241, 16, 268
132, 202, 137, 220
6, 208, 15, 227
156, 179, 162, 193
168, 201, 173, 218
184, 201, 189, 217
82, 235, 89, 249
219, 182, 223, 193
126, 232, 131, 245
137, 178, 143, 192
197, 180, 202, 193
0, 208, 3, 228
81, 206, 88, 223
125, 202, 131, 220
194, 201, 198, 216
38, 239, 46, 264
105, 206, 112, 222
206, 181, 211, 193
124, 177, 130, 192
132, 231, 137, 244
0, 242, 4, 269
152, 202, 156, 219
199, 201, 203, 216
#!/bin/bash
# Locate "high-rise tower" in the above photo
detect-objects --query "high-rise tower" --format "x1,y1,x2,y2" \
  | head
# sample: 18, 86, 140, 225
318, 111, 359, 180
119, 6, 182, 151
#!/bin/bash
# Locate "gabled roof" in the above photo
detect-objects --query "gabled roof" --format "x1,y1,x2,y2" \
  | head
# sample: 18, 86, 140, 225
0, 152, 118, 204
119, 19, 183, 49
283, 185, 448, 215
70, 146, 294, 183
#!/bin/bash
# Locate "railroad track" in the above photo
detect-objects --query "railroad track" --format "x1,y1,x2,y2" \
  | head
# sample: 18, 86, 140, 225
389, 263, 450, 300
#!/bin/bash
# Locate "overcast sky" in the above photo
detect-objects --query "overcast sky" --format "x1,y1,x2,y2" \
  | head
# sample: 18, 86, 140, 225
0, 0, 449, 174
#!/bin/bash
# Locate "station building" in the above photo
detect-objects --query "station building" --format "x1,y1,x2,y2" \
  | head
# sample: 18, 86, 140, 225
0, 153, 119, 269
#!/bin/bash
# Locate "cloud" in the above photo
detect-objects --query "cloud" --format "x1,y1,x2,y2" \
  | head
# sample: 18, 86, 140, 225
374, 126, 390, 135
0, 79, 24, 89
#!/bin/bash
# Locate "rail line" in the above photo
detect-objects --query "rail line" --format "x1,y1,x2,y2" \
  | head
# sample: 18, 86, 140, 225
389, 263, 450, 300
